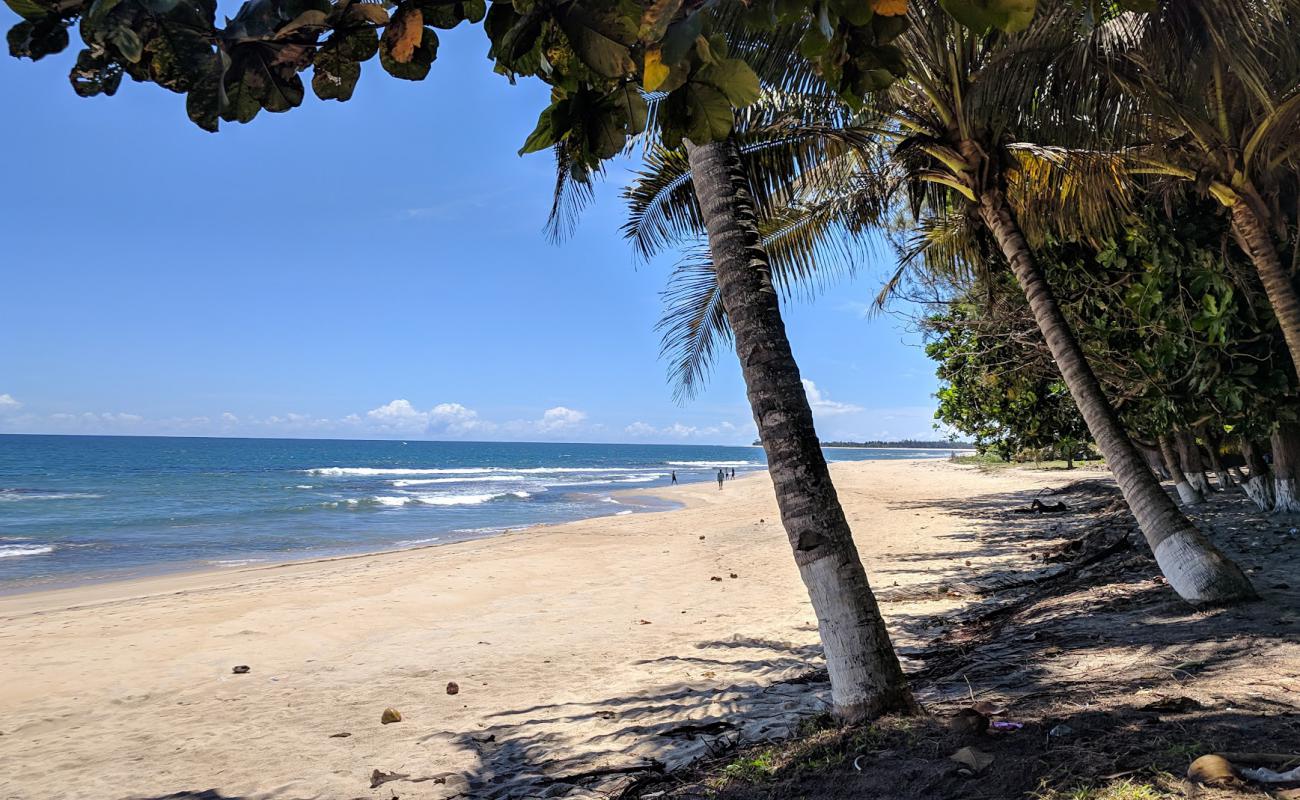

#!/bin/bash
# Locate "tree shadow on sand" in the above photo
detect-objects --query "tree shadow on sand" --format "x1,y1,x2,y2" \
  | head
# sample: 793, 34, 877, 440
137, 479, 1300, 800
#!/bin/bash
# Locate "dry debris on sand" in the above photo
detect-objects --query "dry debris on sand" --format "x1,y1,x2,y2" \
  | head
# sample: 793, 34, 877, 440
628, 478, 1300, 800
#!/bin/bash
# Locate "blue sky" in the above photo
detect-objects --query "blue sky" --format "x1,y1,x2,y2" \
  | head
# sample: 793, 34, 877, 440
0, 23, 942, 445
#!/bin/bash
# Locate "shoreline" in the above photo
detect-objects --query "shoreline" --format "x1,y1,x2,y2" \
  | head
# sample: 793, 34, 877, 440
0, 458, 1078, 800
0, 477, 718, 615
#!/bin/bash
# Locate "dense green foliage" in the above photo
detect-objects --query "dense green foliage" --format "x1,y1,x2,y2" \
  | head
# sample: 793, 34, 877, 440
925, 278, 1091, 461
920, 200, 1297, 460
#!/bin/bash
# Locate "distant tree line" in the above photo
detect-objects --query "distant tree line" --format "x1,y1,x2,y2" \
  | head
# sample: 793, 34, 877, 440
821, 439, 973, 449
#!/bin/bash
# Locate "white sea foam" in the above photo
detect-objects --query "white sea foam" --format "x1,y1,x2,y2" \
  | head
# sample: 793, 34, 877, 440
395, 537, 440, 546
294, 485, 314, 489
0, 491, 104, 502
612, 475, 662, 483
615, 509, 633, 516
306, 466, 661, 477
391, 475, 533, 487
373, 496, 411, 507
0, 544, 55, 558
209, 558, 266, 567
600, 497, 620, 504
664, 461, 758, 468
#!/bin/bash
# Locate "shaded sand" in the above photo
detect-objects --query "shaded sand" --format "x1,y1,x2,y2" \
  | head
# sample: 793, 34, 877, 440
0, 459, 1082, 800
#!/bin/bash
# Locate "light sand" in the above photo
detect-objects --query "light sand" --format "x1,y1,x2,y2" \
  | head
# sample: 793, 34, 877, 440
0, 459, 1077, 800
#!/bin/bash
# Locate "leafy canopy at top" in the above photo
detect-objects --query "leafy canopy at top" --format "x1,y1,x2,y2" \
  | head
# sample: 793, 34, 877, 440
5, 0, 1151, 168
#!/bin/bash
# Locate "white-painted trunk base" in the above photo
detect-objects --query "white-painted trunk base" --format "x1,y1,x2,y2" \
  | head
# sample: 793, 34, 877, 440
800, 552, 895, 717
1274, 478, 1300, 514
1153, 529, 1251, 604
1212, 470, 1234, 490
1243, 475, 1274, 512
1175, 481, 1205, 506
1187, 472, 1212, 494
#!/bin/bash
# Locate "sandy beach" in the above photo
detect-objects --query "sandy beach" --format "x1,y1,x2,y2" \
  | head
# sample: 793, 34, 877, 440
0, 459, 1080, 800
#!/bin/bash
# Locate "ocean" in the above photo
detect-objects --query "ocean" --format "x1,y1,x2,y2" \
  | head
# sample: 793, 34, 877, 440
0, 435, 958, 592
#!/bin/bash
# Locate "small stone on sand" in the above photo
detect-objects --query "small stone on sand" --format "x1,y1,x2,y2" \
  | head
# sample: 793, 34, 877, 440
446, 681, 460, 695
380, 707, 402, 724
231, 665, 250, 674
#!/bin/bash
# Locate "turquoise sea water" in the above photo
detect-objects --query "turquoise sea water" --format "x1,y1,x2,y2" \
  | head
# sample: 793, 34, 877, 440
0, 435, 958, 591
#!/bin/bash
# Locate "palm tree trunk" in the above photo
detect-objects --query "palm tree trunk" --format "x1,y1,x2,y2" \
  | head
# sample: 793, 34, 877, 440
1231, 200, 1300, 377
1241, 437, 1275, 512
1271, 423, 1300, 513
1176, 430, 1213, 495
978, 189, 1254, 604
1198, 427, 1235, 490
1160, 434, 1204, 506
685, 137, 913, 720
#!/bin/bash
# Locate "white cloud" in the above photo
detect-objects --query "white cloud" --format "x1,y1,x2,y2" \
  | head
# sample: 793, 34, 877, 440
623, 419, 741, 441
536, 406, 586, 432
220, 412, 239, 424
801, 380, 863, 416
0, 394, 20, 414
429, 402, 483, 435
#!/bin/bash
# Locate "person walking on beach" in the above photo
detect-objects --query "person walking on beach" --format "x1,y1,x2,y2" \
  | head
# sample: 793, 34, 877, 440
670, 470, 677, 485
717, 469, 725, 490
730, 467, 735, 479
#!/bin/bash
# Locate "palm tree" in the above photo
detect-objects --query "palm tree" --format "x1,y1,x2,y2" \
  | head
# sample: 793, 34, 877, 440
684, 134, 911, 720
629, 0, 1255, 603
1105, 1, 1300, 380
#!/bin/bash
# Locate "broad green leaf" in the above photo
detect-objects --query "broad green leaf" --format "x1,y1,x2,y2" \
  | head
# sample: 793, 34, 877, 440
333, 26, 378, 61
940, 0, 1036, 33
185, 58, 222, 130
69, 47, 124, 96
519, 99, 562, 154
7, 16, 68, 60
220, 68, 262, 122
656, 8, 698, 63
697, 57, 759, 107
108, 26, 142, 63
2, 0, 46, 21
615, 83, 648, 135
557, 6, 635, 78
683, 82, 732, 143
311, 47, 360, 100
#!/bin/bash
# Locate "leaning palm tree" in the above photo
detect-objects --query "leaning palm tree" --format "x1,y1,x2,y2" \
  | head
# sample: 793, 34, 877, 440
619, 91, 915, 716
1102, 0, 1300, 383
630, 0, 1255, 604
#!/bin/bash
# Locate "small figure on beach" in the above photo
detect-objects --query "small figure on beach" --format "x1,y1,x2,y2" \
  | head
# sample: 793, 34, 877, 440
717, 469, 725, 490
670, 470, 677, 485
730, 467, 735, 479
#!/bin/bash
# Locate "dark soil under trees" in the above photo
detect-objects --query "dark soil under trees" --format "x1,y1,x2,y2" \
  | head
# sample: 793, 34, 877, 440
624, 478, 1300, 800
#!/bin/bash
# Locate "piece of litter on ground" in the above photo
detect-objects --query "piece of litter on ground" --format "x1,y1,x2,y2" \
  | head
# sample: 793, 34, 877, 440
1048, 724, 1073, 737
991, 720, 1023, 731
949, 746, 995, 774
1241, 765, 1300, 783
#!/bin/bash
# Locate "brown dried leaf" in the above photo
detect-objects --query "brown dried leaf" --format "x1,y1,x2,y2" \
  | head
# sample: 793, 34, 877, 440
384, 7, 423, 64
